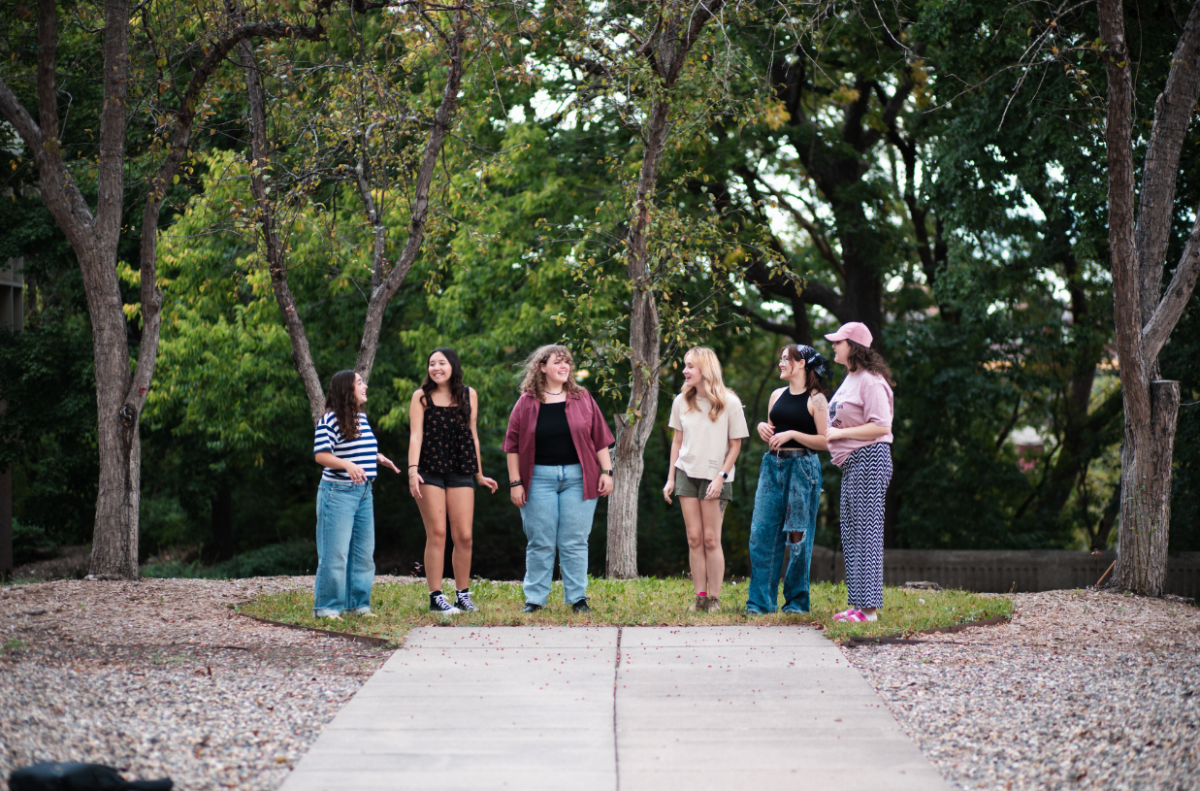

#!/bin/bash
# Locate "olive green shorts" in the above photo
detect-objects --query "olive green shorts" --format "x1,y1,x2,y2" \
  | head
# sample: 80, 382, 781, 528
674, 473, 733, 501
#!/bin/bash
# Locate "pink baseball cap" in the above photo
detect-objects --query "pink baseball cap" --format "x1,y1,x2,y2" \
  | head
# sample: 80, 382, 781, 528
824, 321, 873, 348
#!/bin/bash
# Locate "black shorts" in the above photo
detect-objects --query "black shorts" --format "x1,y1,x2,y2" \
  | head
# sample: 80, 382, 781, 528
419, 469, 476, 489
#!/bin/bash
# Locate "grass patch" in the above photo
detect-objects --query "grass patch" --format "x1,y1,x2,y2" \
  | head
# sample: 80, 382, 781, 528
239, 578, 1011, 646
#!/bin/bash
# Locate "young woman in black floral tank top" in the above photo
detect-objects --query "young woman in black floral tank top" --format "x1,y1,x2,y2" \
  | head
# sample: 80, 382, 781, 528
408, 348, 498, 615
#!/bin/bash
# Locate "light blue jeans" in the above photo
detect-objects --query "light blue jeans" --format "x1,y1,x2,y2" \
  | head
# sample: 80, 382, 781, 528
314, 479, 375, 617
746, 453, 822, 613
521, 464, 597, 606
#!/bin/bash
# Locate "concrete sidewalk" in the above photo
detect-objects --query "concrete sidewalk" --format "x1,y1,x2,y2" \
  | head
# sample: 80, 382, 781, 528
279, 626, 953, 791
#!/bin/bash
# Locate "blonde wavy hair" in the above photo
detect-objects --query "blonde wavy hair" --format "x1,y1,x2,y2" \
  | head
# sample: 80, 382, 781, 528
518, 344, 584, 402
681, 346, 732, 421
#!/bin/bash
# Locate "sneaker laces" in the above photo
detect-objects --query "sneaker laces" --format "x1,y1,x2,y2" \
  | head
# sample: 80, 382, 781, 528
431, 592, 454, 611
456, 591, 476, 609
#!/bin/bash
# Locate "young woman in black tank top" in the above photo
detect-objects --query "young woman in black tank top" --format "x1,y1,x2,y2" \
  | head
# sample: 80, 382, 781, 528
745, 344, 831, 614
408, 348, 498, 615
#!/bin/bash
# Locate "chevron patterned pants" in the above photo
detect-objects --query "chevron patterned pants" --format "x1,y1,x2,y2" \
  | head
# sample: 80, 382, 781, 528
839, 443, 892, 609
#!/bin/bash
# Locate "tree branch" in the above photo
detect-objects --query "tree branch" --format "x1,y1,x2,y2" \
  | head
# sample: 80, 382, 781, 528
1142, 208, 1200, 363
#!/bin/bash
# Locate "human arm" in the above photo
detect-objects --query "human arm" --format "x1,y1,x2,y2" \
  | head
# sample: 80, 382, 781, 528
469, 388, 498, 494
314, 452, 367, 484
705, 438, 742, 500
507, 451, 525, 507
377, 453, 401, 474
757, 388, 782, 442
824, 422, 891, 442
663, 429, 683, 504
407, 390, 426, 499
596, 445, 613, 496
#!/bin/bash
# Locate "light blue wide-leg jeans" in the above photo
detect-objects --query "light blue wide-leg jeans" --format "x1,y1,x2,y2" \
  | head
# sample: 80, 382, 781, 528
521, 464, 597, 606
746, 453, 822, 613
314, 479, 375, 617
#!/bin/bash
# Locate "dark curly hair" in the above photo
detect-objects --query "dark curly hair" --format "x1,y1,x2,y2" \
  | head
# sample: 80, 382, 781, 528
846, 341, 895, 387
421, 348, 472, 423
324, 370, 362, 440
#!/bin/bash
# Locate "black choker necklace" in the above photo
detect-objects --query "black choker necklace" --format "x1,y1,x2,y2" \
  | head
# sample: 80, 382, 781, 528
545, 389, 563, 396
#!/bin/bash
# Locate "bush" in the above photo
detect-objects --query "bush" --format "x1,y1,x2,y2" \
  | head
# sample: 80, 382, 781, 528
142, 539, 318, 579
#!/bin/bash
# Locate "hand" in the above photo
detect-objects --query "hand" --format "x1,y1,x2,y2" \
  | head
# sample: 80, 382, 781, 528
599, 473, 613, 497
757, 421, 775, 442
705, 478, 724, 500
408, 471, 424, 499
510, 484, 526, 508
663, 478, 674, 505
477, 473, 499, 494
377, 454, 400, 474
345, 462, 367, 484
825, 427, 844, 442
768, 431, 794, 451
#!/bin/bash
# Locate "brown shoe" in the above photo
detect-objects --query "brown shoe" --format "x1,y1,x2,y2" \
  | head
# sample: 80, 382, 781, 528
706, 597, 721, 613
687, 595, 705, 613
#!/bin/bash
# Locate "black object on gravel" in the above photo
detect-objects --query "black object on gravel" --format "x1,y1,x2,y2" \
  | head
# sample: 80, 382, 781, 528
9, 762, 172, 791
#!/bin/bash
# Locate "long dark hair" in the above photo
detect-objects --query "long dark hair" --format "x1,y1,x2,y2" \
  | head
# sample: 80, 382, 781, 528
846, 341, 895, 387
324, 370, 361, 440
421, 347, 472, 422
782, 345, 829, 397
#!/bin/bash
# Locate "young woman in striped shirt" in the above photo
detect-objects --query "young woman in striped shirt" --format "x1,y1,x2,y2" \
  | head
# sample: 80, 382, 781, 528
312, 370, 400, 620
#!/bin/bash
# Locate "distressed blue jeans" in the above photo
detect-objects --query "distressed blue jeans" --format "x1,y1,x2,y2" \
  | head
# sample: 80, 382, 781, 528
521, 464, 597, 606
313, 479, 375, 617
746, 453, 822, 613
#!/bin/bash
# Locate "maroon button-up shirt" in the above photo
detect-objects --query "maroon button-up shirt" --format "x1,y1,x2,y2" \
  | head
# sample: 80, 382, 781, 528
502, 389, 615, 501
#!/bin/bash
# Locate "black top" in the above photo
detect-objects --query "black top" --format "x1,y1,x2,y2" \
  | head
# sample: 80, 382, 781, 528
534, 402, 581, 466
419, 401, 479, 474
769, 389, 818, 449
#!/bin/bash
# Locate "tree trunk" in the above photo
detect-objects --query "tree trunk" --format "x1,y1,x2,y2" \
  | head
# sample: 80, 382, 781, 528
355, 17, 465, 381
239, 40, 327, 424
210, 482, 235, 562
606, 97, 671, 579
1113, 381, 1180, 594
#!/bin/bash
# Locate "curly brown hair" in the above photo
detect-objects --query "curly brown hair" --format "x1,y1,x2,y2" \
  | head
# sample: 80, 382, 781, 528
324, 370, 362, 440
518, 344, 584, 402
846, 341, 895, 387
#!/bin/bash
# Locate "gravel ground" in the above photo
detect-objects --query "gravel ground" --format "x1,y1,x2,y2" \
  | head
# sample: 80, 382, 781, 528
0, 576, 412, 791
845, 589, 1200, 791
3, 579, 1196, 791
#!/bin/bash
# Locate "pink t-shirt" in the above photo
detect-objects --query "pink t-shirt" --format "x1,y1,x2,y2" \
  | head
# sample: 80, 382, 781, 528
827, 370, 894, 467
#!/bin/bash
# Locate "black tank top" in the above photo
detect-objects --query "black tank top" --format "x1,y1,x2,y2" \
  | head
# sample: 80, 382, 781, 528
534, 402, 581, 466
419, 402, 479, 474
769, 389, 817, 449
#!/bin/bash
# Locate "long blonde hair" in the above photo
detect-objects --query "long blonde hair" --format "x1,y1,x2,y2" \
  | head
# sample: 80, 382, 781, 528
681, 347, 731, 421
518, 344, 584, 402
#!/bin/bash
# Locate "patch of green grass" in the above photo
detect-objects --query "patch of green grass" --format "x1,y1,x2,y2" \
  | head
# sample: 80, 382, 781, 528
239, 578, 1011, 646
2, 638, 28, 654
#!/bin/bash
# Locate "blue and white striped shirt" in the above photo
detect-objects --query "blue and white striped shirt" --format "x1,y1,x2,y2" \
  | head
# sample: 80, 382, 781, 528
314, 411, 378, 482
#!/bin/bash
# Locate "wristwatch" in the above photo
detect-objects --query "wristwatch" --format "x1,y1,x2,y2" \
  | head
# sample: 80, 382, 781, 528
719, 471, 729, 480
601, 468, 613, 475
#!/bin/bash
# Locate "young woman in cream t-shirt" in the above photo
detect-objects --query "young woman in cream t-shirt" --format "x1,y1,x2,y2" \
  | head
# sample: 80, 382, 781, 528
663, 347, 749, 612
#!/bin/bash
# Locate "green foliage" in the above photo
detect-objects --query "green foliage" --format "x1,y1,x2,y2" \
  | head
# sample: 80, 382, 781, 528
142, 539, 318, 579
0, 320, 99, 544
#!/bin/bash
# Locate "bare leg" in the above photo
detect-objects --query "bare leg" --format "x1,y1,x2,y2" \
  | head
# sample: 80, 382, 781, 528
700, 498, 727, 599
446, 486, 476, 590
680, 497, 707, 594
416, 485, 448, 591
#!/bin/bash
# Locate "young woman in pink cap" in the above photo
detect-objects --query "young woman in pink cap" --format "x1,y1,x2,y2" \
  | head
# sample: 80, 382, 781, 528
824, 322, 894, 622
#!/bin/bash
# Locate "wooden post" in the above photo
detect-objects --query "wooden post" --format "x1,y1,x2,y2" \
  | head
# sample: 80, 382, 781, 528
0, 257, 23, 578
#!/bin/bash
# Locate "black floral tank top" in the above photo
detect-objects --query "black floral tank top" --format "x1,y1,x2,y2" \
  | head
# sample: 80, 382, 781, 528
419, 400, 479, 474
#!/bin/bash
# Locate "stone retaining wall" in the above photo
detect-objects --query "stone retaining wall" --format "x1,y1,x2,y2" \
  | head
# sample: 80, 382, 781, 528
809, 547, 1200, 598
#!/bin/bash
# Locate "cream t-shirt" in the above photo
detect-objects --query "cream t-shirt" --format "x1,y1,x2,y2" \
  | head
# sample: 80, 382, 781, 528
668, 391, 750, 481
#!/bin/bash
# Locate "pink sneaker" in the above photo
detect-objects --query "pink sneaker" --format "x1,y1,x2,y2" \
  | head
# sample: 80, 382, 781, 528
833, 608, 863, 621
